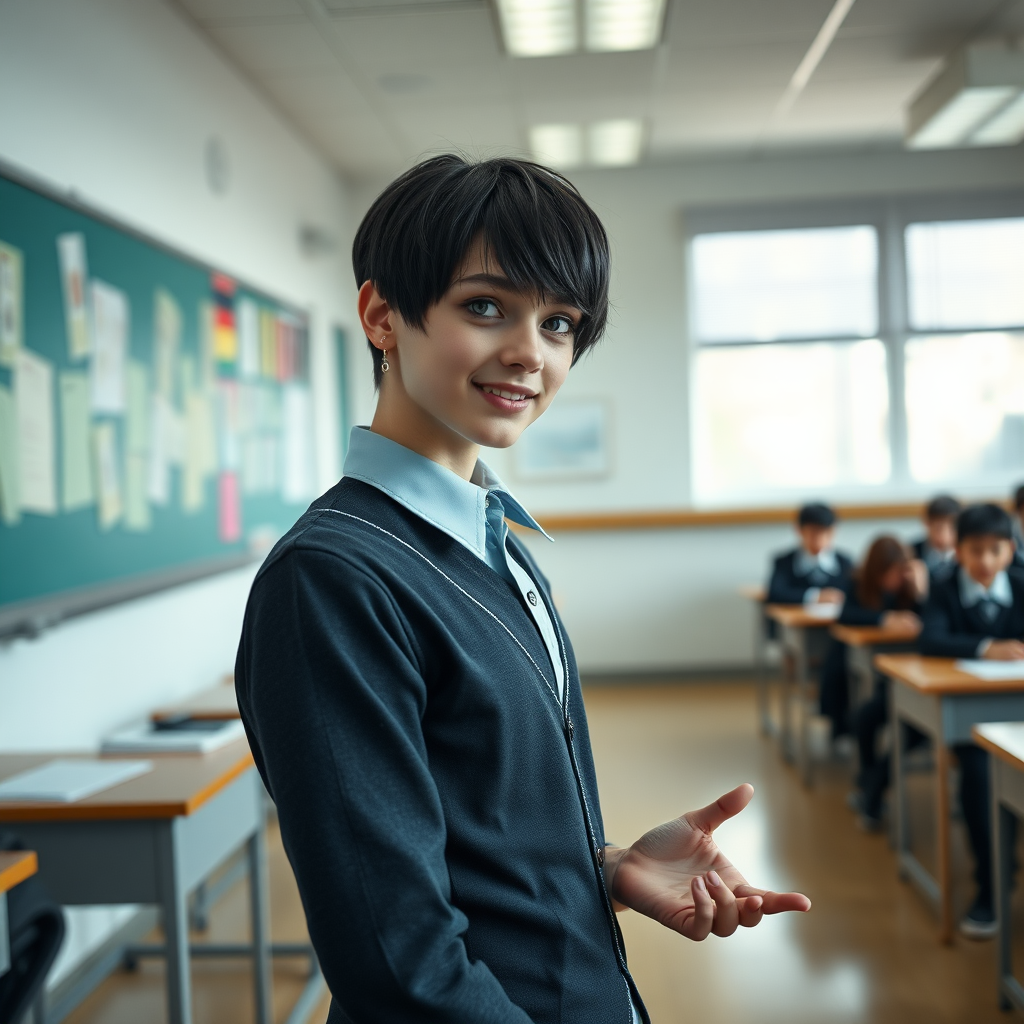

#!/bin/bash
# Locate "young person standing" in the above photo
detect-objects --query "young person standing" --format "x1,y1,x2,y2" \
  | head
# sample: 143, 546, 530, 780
234, 156, 810, 1024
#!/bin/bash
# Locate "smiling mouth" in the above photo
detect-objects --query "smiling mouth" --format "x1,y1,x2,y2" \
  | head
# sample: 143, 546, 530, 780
475, 383, 537, 401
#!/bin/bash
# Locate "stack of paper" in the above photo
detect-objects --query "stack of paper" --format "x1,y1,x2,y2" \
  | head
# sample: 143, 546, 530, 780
804, 603, 841, 619
956, 660, 1024, 681
0, 759, 152, 802
101, 718, 246, 754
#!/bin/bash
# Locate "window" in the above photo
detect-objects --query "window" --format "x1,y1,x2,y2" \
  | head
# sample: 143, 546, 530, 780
687, 202, 1024, 506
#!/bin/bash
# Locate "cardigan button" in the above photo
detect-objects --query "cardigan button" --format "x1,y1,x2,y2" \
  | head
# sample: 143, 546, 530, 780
527, 591, 537, 606
596, 846, 605, 867
567, 717, 575, 739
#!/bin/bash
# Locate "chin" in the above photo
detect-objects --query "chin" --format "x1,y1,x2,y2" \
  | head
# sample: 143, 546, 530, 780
467, 421, 529, 450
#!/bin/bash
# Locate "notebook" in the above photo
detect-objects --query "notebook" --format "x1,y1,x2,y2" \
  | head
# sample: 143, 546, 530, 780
101, 718, 246, 754
0, 759, 152, 802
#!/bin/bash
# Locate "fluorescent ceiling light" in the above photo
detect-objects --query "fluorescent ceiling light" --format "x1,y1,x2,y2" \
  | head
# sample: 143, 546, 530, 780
970, 91, 1024, 146
906, 44, 1024, 149
529, 124, 584, 168
584, 0, 666, 53
496, 0, 576, 57
587, 119, 643, 165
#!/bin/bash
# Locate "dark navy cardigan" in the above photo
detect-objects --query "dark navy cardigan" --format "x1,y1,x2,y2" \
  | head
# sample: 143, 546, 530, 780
920, 569, 1024, 660
235, 478, 644, 1024
766, 548, 854, 605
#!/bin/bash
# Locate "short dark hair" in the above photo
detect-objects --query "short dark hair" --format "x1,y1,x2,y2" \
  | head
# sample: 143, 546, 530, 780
798, 502, 836, 528
352, 154, 611, 387
957, 503, 1014, 543
1013, 483, 1024, 511
925, 494, 961, 520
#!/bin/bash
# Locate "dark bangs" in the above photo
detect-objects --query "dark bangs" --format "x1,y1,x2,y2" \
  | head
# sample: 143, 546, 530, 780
353, 154, 610, 387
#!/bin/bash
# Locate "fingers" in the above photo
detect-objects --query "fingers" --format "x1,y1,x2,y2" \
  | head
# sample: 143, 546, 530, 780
686, 783, 755, 834
733, 884, 812, 915
706, 870, 740, 937
680, 875, 715, 941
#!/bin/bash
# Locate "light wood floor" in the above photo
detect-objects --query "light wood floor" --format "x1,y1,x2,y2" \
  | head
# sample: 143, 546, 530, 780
64, 680, 1018, 1023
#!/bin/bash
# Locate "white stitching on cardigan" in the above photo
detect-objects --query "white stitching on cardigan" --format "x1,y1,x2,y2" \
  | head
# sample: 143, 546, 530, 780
316, 508, 562, 707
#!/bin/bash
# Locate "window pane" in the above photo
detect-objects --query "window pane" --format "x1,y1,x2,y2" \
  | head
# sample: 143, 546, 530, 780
692, 340, 890, 503
905, 332, 1024, 482
906, 218, 1024, 331
691, 226, 878, 343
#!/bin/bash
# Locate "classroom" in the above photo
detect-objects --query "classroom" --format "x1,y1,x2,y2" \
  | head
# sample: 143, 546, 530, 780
1, 1, 1024, 1022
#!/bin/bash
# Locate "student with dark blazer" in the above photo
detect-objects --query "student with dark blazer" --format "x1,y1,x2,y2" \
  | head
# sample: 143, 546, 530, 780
911, 494, 960, 584
1012, 483, 1024, 572
919, 503, 1024, 940
234, 155, 810, 1024
831, 538, 925, 826
767, 503, 854, 606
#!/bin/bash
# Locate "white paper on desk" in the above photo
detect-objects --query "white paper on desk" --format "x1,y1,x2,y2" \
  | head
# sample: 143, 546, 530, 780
90, 281, 128, 414
14, 348, 57, 514
59, 370, 94, 511
0, 241, 24, 366
956, 660, 1024, 681
804, 603, 841, 619
0, 384, 20, 525
0, 759, 152, 803
102, 719, 246, 755
92, 420, 122, 529
57, 233, 90, 360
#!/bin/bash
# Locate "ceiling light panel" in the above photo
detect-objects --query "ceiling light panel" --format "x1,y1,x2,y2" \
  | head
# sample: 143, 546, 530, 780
908, 87, 1014, 149
529, 124, 584, 167
587, 118, 643, 165
496, 0, 577, 57
584, 0, 665, 53
970, 92, 1024, 146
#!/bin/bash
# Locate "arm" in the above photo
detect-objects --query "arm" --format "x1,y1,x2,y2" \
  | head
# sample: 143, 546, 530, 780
837, 582, 883, 627
767, 557, 809, 605
236, 548, 532, 1024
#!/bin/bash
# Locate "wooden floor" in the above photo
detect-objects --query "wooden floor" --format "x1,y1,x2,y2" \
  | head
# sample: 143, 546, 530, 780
64, 680, 1019, 1023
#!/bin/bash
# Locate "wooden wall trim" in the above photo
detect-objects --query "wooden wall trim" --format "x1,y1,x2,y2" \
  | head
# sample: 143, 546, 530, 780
528, 501, 989, 533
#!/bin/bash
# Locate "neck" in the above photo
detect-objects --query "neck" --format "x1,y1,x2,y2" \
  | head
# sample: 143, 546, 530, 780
370, 380, 480, 481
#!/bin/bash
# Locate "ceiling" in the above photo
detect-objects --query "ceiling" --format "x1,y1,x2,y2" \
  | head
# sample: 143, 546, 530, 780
174, 0, 1024, 181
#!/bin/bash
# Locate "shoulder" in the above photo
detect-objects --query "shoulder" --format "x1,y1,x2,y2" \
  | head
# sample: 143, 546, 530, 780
771, 549, 796, 569
836, 550, 855, 570
926, 572, 959, 607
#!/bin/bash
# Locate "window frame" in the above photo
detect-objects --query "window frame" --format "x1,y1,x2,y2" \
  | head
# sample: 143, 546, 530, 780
682, 189, 1024, 507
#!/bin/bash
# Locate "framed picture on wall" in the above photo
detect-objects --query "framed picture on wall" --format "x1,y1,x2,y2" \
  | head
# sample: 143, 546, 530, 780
513, 398, 612, 481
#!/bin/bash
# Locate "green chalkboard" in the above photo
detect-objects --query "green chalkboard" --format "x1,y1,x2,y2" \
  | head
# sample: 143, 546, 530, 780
0, 165, 319, 636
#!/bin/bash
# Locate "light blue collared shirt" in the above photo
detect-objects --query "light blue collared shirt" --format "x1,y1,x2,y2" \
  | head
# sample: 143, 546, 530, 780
342, 427, 565, 701
959, 567, 1014, 609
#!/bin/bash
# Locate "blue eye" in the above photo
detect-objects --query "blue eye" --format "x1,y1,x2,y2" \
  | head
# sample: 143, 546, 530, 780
467, 299, 500, 318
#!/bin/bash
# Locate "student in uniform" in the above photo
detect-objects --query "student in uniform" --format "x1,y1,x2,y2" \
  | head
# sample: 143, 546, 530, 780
920, 503, 1024, 938
911, 494, 960, 583
1011, 483, 1024, 571
767, 502, 853, 606
234, 155, 810, 1024
829, 537, 926, 829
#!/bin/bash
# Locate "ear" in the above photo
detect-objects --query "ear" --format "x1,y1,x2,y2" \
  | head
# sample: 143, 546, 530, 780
357, 280, 395, 348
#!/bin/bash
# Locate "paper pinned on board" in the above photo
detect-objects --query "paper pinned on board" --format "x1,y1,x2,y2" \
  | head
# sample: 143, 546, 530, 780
92, 421, 122, 529
0, 241, 24, 367
15, 347, 57, 515
147, 395, 171, 506
125, 361, 149, 455
154, 288, 181, 402
260, 309, 277, 378
0, 384, 20, 525
182, 391, 207, 512
238, 298, 260, 379
219, 470, 241, 543
59, 370, 94, 511
57, 233, 91, 360
217, 380, 240, 472
90, 280, 128, 414
124, 452, 151, 532
282, 383, 315, 503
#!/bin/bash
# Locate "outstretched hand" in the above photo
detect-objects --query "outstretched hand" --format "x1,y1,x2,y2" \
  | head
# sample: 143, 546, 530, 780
606, 784, 811, 941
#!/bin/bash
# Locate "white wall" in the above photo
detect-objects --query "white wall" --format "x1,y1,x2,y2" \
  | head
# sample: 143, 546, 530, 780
350, 146, 1024, 673
0, 0, 355, 985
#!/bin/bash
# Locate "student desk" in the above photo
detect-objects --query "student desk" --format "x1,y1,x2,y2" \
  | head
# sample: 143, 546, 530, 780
0, 850, 38, 978
875, 654, 1024, 943
972, 722, 1024, 1011
738, 585, 770, 736
0, 742, 271, 1024
152, 679, 239, 722
829, 621, 921, 707
765, 604, 839, 786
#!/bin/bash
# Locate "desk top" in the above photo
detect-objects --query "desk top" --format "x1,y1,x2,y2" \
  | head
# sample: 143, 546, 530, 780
737, 584, 766, 602
0, 740, 254, 823
0, 851, 38, 893
972, 722, 1024, 774
830, 622, 921, 647
765, 604, 840, 628
152, 680, 239, 722
875, 654, 1024, 695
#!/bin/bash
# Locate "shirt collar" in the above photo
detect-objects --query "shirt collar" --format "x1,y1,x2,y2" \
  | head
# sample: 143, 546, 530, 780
959, 567, 1014, 608
342, 426, 551, 558
794, 548, 839, 577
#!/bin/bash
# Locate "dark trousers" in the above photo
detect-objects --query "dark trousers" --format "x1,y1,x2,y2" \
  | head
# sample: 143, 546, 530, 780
819, 639, 850, 739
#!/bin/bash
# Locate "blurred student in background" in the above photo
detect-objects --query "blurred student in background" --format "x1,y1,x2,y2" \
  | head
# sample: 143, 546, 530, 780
1012, 484, 1024, 571
820, 537, 925, 788
912, 495, 960, 583
920, 503, 1024, 938
767, 503, 853, 606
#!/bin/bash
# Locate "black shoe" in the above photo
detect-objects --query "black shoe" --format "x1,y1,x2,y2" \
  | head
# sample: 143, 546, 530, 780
960, 899, 997, 940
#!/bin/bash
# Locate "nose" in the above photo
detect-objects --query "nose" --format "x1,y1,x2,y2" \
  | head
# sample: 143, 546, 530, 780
499, 321, 544, 375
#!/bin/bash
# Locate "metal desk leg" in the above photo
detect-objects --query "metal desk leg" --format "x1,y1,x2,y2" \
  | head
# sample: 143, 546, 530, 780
248, 829, 272, 1024
755, 610, 771, 737
935, 740, 953, 944
996, 781, 1015, 1011
794, 628, 813, 787
893, 700, 908, 874
156, 820, 193, 1024
779, 642, 794, 765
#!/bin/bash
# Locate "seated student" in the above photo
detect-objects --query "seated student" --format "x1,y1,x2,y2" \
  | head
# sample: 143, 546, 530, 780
828, 537, 925, 827
920, 503, 1024, 939
911, 494, 960, 583
1012, 483, 1024, 571
767, 503, 853, 606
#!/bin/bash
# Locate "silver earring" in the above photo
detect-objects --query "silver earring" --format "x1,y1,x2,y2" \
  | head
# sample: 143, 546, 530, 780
380, 342, 390, 373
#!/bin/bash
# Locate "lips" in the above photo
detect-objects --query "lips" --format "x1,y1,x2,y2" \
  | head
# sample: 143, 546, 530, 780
473, 382, 537, 412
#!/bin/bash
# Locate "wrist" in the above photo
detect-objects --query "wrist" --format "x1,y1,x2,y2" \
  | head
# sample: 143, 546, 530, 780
602, 845, 630, 911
